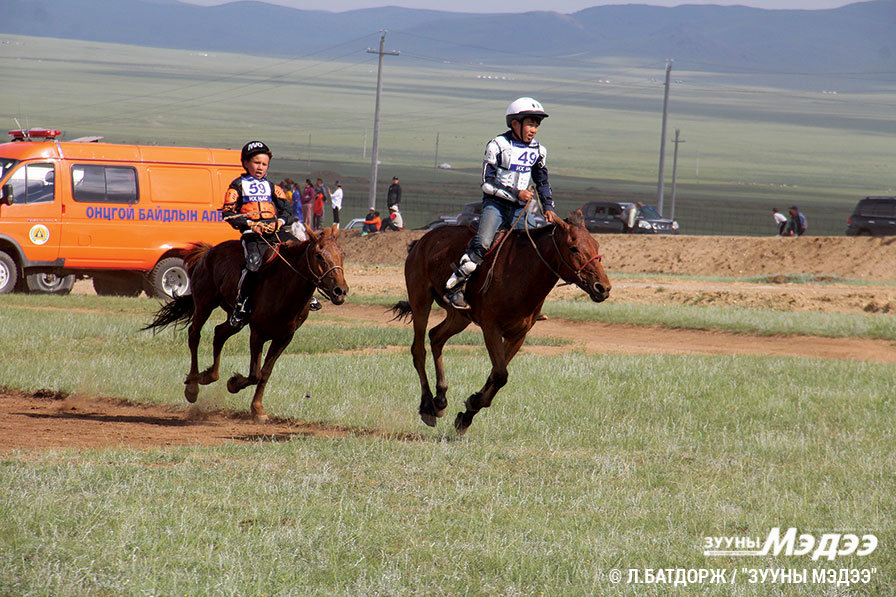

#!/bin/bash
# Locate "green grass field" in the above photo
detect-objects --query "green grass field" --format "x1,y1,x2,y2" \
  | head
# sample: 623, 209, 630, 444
0, 293, 893, 594
1, 34, 894, 234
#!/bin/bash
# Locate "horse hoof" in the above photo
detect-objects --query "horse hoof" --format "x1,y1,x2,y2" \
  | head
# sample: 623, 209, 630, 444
199, 372, 219, 385
420, 412, 438, 427
434, 407, 447, 418
253, 413, 270, 424
184, 384, 199, 403
227, 377, 242, 394
454, 412, 471, 435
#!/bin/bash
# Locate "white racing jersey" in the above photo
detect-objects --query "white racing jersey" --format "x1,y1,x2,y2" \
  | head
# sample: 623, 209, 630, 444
481, 131, 552, 209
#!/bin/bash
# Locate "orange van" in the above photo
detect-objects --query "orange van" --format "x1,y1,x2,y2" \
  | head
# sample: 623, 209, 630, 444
0, 129, 243, 297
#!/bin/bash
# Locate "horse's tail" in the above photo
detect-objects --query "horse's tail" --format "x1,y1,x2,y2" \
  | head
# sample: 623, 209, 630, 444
184, 242, 213, 276
142, 294, 195, 333
390, 300, 413, 323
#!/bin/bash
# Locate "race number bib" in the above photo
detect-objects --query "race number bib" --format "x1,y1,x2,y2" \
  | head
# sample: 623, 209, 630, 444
508, 142, 539, 173
240, 178, 272, 203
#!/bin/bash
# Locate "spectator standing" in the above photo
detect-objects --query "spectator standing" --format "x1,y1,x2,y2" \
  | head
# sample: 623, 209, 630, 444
290, 182, 307, 241
301, 179, 314, 228
772, 207, 787, 236
313, 178, 330, 230
786, 205, 807, 236
387, 176, 402, 208
330, 181, 343, 229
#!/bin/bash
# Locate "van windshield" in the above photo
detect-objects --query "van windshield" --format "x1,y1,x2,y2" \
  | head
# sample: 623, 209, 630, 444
0, 158, 19, 182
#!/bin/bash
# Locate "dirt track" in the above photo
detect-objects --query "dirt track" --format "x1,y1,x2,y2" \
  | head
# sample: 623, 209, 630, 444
4, 231, 896, 452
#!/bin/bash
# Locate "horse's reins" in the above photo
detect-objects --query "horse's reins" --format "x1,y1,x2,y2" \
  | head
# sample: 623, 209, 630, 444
520, 189, 602, 289
253, 226, 344, 301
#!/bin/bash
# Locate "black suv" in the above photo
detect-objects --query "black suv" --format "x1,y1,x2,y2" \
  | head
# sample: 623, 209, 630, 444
581, 201, 679, 234
846, 196, 896, 236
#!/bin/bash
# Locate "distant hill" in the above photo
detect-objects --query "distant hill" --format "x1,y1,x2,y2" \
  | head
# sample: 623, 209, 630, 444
1, 0, 893, 73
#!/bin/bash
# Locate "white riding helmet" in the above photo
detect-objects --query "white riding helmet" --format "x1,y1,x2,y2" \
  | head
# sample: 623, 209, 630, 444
505, 97, 549, 127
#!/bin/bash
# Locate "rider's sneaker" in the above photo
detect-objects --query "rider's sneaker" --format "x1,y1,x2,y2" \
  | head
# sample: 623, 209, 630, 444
443, 289, 470, 310
309, 297, 322, 311
229, 308, 249, 328
229, 300, 251, 328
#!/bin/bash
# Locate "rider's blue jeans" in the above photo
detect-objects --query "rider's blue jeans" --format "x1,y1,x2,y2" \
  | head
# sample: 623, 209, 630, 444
468, 198, 538, 261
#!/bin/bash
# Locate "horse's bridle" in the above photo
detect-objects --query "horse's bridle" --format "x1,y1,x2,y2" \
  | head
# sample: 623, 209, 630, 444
525, 224, 602, 289
304, 242, 344, 301
260, 232, 344, 301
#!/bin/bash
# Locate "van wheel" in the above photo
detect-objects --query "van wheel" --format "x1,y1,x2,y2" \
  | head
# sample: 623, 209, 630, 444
27, 272, 75, 295
0, 252, 18, 294
147, 257, 190, 299
92, 273, 144, 297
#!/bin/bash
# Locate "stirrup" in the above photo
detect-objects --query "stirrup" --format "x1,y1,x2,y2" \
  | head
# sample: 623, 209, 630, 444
443, 289, 470, 310
309, 297, 322, 311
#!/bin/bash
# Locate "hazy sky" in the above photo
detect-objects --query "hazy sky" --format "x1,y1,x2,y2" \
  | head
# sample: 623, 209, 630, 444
183, 0, 853, 12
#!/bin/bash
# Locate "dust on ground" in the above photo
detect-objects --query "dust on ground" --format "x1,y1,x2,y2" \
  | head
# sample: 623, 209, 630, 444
0, 386, 421, 453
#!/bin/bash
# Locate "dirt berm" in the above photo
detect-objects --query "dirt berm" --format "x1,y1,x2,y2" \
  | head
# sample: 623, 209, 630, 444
339, 231, 896, 280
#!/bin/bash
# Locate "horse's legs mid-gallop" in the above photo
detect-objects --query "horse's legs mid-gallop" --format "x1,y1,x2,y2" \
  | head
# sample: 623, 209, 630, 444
454, 325, 528, 435
226, 329, 263, 395
426, 308, 471, 425
408, 299, 437, 425
183, 300, 217, 403
227, 330, 294, 422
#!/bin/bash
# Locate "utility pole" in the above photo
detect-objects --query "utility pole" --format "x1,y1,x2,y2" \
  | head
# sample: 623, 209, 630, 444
307, 133, 311, 171
366, 31, 400, 211
362, 128, 367, 159
433, 132, 439, 168
656, 59, 673, 216
670, 128, 685, 221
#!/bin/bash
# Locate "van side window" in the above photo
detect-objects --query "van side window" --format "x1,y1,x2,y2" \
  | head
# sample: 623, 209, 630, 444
7, 162, 55, 204
71, 164, 138, 204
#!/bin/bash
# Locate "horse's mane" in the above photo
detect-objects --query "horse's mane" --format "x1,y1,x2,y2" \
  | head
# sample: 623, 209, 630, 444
184, 242, 213, 275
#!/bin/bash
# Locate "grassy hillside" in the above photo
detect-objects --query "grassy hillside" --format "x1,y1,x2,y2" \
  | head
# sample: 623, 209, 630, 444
0, 35, 893, 234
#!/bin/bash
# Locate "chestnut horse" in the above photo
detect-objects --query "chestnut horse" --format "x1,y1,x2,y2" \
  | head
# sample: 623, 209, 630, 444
144, 225, 348, 421
391, 211, 611, 435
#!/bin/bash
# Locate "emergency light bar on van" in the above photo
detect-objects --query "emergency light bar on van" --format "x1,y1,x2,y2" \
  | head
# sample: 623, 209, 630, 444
8, 128, 62, 141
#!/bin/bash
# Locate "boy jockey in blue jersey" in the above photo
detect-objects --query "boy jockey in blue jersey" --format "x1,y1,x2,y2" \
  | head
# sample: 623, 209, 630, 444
222, 141, 319, 328
444, 97, 560, 310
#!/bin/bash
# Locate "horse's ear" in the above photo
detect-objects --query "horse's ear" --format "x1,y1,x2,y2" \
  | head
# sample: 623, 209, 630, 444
566, 209, 585, 228
305, 223, 319, 242
330, 224, 340, 239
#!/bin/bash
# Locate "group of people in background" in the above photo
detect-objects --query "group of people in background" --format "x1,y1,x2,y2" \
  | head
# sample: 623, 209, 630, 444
277, 174, 403, 236
772, 206, 807, 237
278, 177, 343, 238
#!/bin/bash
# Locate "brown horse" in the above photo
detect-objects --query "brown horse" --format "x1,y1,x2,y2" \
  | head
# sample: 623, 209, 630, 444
391, 210, 611, 435
144, 225, 348, 421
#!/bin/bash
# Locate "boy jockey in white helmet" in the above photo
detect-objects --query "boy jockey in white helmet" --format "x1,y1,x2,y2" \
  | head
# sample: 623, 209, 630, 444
443, 97, 560, 310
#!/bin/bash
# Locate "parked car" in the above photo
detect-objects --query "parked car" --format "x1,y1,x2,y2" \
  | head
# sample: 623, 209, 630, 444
846, 196, 896, 236
581, 200, 679, 234
344, 218, 366, 230
414, 215, 457, 230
